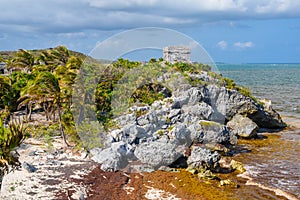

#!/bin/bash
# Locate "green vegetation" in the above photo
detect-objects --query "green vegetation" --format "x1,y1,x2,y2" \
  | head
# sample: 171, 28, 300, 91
200, 120, 221, 127
171, 62, 211, 73
1, 119, 28, 178
221, 77, 258, 102
134, 109, 149, 118
0, 46, 83, 147
9, 186, 15, 192
0, 48, 260, 151
130, 83, 167, 105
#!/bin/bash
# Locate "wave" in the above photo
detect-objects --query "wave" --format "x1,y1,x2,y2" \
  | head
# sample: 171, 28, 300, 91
238, 170, 299, 200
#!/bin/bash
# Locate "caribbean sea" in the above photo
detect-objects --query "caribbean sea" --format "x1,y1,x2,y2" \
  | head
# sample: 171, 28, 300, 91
218, 63, 300, 199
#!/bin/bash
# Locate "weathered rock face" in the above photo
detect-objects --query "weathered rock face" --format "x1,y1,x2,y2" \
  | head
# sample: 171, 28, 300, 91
91, 142, 134, 171
196, 120, 237, 145
187, 146, 220, 170
227, 114, 258, 138
134, 139, 183, 169
247, 107, 286, 129
91, 72, 285, 172
202, 85, 286, 128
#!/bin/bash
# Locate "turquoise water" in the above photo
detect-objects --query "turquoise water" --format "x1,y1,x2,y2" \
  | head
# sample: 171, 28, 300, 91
218, 63, 300, 199
218, 63, 300, 119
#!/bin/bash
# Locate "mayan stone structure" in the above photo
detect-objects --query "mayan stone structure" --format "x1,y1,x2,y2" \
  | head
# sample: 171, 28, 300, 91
163, 46, 191, 64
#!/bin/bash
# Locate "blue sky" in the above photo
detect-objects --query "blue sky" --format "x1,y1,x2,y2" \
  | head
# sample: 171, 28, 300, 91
1, 0, 300, 63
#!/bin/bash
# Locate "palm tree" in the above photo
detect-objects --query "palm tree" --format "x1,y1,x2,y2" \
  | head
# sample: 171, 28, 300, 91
12, 49, 35, 72
18, 72, 69, 146
50, 46, 70, 67
35, 50, 56, 72
20, 72, 58, 120
55, 56, 82, 107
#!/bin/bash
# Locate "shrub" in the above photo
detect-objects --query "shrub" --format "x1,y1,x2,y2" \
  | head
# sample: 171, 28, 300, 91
0, 119, 28, 174
222, 77, 236, 89
236, 86, 258, 103
130, 83, 167, 105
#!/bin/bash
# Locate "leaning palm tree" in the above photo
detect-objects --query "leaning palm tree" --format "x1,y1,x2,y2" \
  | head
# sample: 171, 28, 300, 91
12, 49, 35, 72
18, 72, 69, 146
50, 46, 70, 67
54, 56, 82, 107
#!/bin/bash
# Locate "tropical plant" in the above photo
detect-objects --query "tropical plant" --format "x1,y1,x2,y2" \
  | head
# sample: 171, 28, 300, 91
0, 119, 28, 186
0, 76, 11, 111
18, 72, 60, 121
130, 83, 168, 105
50, 46, 70, 67
12, 49, 35, 72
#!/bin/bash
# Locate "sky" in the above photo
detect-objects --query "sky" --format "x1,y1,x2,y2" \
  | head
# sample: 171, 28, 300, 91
1, 0, 300, 63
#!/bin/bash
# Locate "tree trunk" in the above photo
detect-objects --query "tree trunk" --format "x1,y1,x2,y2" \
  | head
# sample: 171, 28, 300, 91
57, 97, 70, 147
28, 104, 32, 121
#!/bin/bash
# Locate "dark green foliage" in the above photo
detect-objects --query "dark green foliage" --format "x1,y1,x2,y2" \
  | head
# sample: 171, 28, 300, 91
222, 77, 236, 89
1, 46, 84, 146
149, 58, 157, 63
130, 83, 170, 105
0, 76, 10, 110
0, 119, 28, 172
94, 59, 141, 123
171, 62, 211, 73
112, 58, 141, 69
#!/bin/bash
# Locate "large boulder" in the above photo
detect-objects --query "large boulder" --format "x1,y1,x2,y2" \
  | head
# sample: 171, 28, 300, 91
227, 114, 258, 138
169, 123, 192, 145
247, 107, 286, 129
187, 146, 220, 170
190, 120, 237, 145
202, 85, 286, 129
91, 142, 134, 172
134, 139, 183, 169
182, 102, 214, 121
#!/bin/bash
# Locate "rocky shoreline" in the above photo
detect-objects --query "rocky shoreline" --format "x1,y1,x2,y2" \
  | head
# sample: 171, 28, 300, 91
0, 138, 97, 199
1, 70, 288, 199
89, 76, 285, 176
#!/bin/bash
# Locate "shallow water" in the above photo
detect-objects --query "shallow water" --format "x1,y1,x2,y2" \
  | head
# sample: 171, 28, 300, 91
218, 63, 300, 199
218, 63, 300, 119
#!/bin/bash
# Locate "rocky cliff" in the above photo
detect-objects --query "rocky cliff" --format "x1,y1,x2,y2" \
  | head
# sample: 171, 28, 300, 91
90, 68, 286, 179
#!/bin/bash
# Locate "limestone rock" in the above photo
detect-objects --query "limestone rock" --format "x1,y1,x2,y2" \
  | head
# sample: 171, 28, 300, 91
227, 114, 258, 138
134, 140, 183, 169
169, 123, 192, 145
91, 142, 134, 172
182, 102, 214, 121
22, 162, 37, 173
187, 146, 220, 170
191, 120, 237, 145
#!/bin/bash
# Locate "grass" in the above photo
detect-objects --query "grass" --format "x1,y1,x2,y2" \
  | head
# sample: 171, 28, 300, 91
200, 120, 221, 127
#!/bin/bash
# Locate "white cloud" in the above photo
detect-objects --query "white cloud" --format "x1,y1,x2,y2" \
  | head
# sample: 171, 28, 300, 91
0, 0, 300, 34
217, 41, 228, 50
234, 41, 254, 48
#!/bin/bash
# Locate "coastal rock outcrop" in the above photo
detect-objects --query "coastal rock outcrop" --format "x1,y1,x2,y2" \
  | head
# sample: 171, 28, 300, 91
90, 72, 286, 173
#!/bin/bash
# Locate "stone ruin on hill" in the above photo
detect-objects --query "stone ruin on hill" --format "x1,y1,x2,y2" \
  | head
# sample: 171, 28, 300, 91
163, 46, 191, 64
